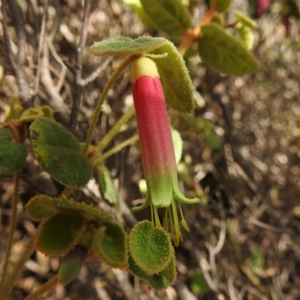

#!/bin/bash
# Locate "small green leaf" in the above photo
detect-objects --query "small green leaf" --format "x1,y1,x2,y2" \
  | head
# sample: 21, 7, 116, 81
30, 117, 92, 187
140, 0, 192, 38
90, 36, 167, 57
20, 105, 53, 122
0, 128, 27, 174
190, 272, 210, 295
172, 128, 183, 164
19, 108, 44, 122
129, 220, 172, 274
210, 0, 232, 13
26, 196, 59, 221
93, 221, 128, 269
234, 10, 258, 29
95, 162, 118, 204
128, 256, 169, 290
58, 245, 88, 285
153, 41, 195, 112
36, 212, 85, 256
198, 23, 259, 75
25, 195, 114, 225
4, 98, 22, 122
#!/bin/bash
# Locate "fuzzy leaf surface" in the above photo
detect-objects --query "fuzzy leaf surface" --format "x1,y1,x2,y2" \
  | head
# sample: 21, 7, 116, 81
93, 222, 128, 269
129, 256, 170, 290
36, 212, 85, 256
90, 36, 167, 57
153, 41, 195, 112
30, 117, 92, 187
26, 195, 114, 224
129, 221, 172, 274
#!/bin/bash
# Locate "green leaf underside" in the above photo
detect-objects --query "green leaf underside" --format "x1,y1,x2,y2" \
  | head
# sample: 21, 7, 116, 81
128, 256, 170, 290
0, 128, 27, 174
90, 36, 167, 57
93, 222, 128, 269
95, 162, 118, 204
30, 117, 92, 187
26, 195, 113, 225
129, 221, 172, 275
159, 247, 177, 285
36, 212, 85, 256
153, 41, 195, 113
210, 0, 232, 13
198, 23, 259, 75
140, 0, 192, 37
58, 245, 88, 285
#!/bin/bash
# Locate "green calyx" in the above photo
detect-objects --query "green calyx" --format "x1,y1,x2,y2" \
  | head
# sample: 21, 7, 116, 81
133, 180, 199, 246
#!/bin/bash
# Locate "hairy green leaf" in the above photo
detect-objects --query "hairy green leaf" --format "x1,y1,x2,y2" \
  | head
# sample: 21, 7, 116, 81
153, 41, 195, 112
129, 221, 172, 274
36, 212, 85, 256
128, 256, 170, 290
93, 222, 128, 269
26, 195, 114, 224
30, 117, 92, 187
20, 106, 53, 122
90, 36, 167, 57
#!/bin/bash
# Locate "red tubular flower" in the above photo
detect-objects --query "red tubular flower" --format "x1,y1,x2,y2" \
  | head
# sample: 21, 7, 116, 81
130, 56, 199, 245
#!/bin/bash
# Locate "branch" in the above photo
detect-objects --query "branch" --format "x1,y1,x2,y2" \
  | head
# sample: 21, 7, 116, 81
4, 0, 31, 105
69, 0, 92, 133
33, 0, 49, 104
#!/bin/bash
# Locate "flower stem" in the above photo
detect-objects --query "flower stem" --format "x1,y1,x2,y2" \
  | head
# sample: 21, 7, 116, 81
23, 275, 59, 300
97, 106, 135, 153
94, 134, 139, 164
0, 171, 21, 289
83, 55, 138, 154
0, 235, 35, 299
